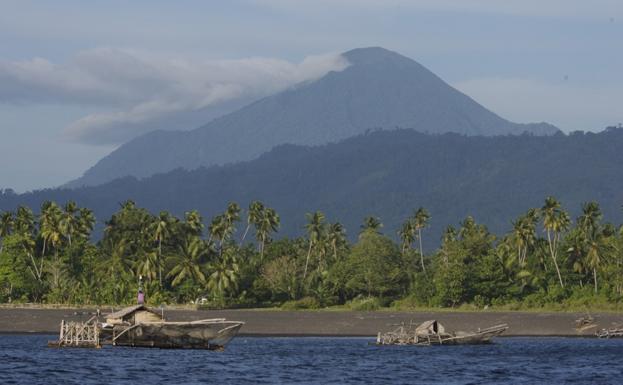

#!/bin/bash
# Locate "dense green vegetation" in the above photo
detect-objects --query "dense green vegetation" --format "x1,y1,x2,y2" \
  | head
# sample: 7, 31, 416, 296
1, 197, 622, 310
2, 128, 623, 250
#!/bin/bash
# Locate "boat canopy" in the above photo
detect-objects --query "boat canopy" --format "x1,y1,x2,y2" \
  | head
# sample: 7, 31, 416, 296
106, 305, 162, 325
415, 320, 446, 335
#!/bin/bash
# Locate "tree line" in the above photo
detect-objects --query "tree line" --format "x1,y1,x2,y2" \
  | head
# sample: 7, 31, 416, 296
0, 197, 621, 309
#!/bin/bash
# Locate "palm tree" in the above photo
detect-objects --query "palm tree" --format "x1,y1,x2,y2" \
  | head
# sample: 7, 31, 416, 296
304, 211, 326, 280
184, 210, 204, 237
255, 208, 280, 259
577, 201, 602, 236
15, 206, 35, 236
398, 219, 416, 254
541, 196, 570, 288
207, 248, 240, 301
107, 238, 132, 276
151, 211, 172, 286
224, 202, 241, 231
168, 237, 208, 287
584, 235, 609, 293
413, 207, 431, 273
60, 201, 78, 246
0, 211, 14, 253
77, 207, 96, 240
442, 225, 457, 245
577, 202, 607, 293
208, 214, 231, 256
216, 203, 241, 253
134, 251, 159, 283
104, 238, 133, 303
241, 201, 264, 244
20, 234, 44, 283
360, 216, 382, 234
511, 209, 538, 266
326, 222, 346, 260
208, 214, 225, 245
39, 202, 63, 259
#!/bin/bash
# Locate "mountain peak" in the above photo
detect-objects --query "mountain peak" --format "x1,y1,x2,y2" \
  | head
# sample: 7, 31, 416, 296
65, 47, 559, 188
342, 47, 412, 66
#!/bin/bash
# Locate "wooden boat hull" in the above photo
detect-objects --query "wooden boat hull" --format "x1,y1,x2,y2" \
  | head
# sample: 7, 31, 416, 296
111, 320, 244, 350
376, 322, 508, 346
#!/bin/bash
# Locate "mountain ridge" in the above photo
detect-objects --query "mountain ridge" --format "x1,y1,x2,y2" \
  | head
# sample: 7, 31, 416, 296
66, 47, 558, 188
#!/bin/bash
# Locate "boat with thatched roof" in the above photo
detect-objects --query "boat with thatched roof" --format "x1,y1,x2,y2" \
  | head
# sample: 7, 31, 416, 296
99, 304, 244, 350
376, 320, 508, 346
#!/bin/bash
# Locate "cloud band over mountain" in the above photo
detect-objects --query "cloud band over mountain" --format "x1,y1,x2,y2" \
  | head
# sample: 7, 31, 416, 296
0, 48, 349, 145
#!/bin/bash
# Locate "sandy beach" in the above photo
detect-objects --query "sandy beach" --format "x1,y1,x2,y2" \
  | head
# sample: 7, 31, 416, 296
1, 307, 621, 336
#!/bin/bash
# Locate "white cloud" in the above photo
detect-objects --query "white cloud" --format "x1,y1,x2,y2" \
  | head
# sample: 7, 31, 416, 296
454, 77, 623, 132
253, 0, 623, 20
0, 48, 350, 145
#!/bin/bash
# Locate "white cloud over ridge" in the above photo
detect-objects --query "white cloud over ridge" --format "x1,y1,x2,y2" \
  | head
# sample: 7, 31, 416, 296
0, 48, 349, 145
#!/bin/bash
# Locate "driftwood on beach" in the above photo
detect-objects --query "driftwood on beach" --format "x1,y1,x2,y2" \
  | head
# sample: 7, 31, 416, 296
376, 320, 508, 346
596, 326, 623, 338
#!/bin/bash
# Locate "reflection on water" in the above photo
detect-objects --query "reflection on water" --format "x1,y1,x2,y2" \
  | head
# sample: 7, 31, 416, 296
1, 336, 622, 384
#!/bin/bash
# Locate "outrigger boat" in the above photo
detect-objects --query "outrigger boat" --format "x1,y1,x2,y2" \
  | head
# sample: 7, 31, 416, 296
100, 305, 244, 350
49, 276, 244, 350
49, 304, 244, 350
376, 320, 508, 346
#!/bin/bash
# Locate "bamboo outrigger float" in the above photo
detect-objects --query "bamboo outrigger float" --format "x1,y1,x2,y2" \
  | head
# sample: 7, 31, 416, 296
376, 320, 508, 346
49, 304, 244, 350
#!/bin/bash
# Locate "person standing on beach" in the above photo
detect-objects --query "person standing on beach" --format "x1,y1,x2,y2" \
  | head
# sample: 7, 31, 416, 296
137, 275, 145, 305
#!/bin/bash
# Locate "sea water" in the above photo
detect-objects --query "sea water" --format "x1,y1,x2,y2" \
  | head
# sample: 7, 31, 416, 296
1, 336, 621, 384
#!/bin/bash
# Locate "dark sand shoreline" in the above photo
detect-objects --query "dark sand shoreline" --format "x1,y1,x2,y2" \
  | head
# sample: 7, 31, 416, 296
1, 307, 622, 336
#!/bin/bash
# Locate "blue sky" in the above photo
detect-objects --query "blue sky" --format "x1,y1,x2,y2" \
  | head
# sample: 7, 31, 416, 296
1, 0, 622, 191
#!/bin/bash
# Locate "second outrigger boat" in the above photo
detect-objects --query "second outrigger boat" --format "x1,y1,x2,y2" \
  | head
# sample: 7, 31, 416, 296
376, 320, 508, 346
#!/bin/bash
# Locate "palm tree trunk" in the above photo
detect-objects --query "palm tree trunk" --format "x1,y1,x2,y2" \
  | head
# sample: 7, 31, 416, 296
260, 235, 266, 261
522, 247, 528, 266
240, 223, 251, 245
552, 258, 564, 288
27, 252, 42, 282
303, 241, 313, 280
418, 229, 426, 273
546, 230, 564, 288
593, 268, 598, 293
158, 238, 163, 287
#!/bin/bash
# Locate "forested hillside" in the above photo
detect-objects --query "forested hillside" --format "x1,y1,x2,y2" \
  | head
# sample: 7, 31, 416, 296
2, 128, 622, 246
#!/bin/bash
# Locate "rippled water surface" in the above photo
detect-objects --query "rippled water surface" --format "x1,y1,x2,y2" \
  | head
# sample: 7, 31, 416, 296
1, 336, 623, 384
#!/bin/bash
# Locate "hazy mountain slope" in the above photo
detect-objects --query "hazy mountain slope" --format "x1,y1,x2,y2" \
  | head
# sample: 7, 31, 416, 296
66, 47, 558, 188
5, 128, 621, 247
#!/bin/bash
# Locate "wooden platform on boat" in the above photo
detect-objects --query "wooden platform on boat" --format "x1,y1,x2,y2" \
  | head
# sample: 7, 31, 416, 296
48, 318, 101, 348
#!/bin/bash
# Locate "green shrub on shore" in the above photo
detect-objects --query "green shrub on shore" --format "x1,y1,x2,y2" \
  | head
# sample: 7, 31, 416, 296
345, 296, 381, 311
281, 297, 321, 310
